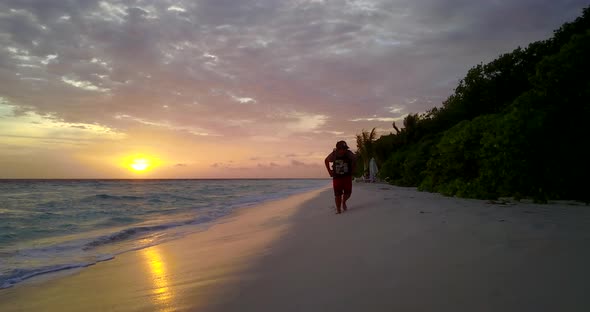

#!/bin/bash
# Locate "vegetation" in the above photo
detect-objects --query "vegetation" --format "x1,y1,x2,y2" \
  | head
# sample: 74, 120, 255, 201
355, 128, 378, 177
356, 7, 590, 202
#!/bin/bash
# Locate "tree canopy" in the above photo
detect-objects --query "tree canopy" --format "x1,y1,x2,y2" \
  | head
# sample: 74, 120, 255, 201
357, 6, 590, 202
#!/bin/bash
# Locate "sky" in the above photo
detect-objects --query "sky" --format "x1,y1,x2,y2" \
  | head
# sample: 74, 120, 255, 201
0, 0, 587, 178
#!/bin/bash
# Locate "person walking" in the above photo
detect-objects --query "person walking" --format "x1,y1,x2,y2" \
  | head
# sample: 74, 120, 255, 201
324, 141, 356, 214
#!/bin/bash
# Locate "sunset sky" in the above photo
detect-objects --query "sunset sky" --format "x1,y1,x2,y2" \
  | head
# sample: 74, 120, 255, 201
0, 0, 587, 178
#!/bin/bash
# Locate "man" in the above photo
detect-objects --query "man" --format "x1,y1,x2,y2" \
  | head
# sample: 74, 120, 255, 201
325, 140, 356, 214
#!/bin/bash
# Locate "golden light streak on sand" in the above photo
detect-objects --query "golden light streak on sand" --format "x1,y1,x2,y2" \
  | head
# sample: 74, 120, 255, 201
141, 246, 175, 311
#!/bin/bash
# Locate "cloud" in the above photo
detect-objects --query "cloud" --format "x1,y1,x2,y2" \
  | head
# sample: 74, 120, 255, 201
0, 0, 587, 178
285, 112, 328, 132
290, 159, 320, 168
230, 94, 256, 104
350, 116, 406, 122
257, 162, 280, 168
61, 77, 110, 92
2, 1, 585, 120
291, 160, 305, 166
167, 6, 186, 13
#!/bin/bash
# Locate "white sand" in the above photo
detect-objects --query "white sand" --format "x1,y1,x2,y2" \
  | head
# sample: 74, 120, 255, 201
1, 184, 589, 311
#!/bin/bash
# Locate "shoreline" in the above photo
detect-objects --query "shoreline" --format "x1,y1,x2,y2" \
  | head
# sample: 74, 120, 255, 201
0, 186, 331, 311
2, 183, 589, 311
0, 180, 330, 290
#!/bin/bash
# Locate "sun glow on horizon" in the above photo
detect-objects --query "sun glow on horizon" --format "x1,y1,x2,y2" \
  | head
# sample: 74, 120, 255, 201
121, 154, 161, 174
131, 158, 150, 171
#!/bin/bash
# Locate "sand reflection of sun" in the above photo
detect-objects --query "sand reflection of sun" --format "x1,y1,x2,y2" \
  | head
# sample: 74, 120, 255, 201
142, 247, 174, 310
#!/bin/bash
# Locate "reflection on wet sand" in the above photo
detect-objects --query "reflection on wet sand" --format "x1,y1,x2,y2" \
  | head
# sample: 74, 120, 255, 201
142, 246, 174, 311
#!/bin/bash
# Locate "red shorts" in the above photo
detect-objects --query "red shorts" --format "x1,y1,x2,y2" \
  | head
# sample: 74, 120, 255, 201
333, 176, 352, 196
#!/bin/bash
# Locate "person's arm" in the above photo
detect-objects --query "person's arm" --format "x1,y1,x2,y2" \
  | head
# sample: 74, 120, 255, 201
324, 153, 334, 177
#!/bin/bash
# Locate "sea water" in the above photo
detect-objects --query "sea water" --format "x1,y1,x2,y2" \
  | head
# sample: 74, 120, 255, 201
0, 179, 328, 288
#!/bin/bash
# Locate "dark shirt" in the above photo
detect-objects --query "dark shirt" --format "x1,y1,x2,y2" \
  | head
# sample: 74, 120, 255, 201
327, 150, 355, 178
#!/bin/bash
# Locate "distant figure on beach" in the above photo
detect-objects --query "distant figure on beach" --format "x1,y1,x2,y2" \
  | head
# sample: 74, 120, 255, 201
369, 157, 379, 183
325, 140, 356, 214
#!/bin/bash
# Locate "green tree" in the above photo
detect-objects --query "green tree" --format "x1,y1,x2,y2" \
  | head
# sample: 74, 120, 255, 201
356, 128, 378, 177
368, 6, 590, 201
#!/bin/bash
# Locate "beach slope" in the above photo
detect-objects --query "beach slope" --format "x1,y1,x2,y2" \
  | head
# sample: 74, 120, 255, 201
211, 184, 590, 312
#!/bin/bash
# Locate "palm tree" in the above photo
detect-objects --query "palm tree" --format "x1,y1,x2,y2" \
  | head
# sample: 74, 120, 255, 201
356, 128, 378, 177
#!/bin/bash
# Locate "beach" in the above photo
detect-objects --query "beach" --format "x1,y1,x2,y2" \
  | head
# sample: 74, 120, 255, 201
1, 183, 589, 311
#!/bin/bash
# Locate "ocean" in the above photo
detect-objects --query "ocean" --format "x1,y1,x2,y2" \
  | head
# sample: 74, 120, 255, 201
0, 179, 329, 289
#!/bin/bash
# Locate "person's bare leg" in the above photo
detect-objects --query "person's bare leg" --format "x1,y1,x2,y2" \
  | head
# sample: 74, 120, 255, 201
335, 196, 342, 213
342, 193, 351, 211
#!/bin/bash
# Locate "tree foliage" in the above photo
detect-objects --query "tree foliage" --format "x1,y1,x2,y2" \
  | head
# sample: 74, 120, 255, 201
362, 6, 590, 201
355, 128, 378, 176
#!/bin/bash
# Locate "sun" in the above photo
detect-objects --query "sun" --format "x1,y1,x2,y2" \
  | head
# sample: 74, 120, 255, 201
130, 158, 150, 171
121, 154, 160, 173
